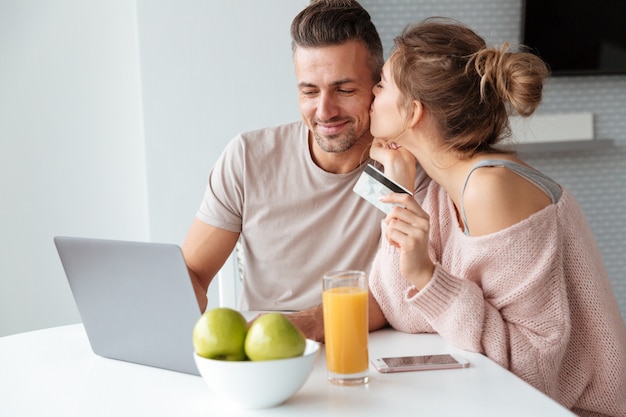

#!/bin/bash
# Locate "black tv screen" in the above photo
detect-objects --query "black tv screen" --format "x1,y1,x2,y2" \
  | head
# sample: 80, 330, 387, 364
522, 0, 626, 76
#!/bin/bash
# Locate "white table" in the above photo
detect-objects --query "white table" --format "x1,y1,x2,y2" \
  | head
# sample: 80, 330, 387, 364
0, 323, 575, 416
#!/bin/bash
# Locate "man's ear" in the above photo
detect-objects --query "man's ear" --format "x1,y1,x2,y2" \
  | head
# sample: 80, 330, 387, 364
407, 100, 423, 128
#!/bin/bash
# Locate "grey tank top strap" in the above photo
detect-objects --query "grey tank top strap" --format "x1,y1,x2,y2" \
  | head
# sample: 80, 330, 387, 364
460, 159, 562, 236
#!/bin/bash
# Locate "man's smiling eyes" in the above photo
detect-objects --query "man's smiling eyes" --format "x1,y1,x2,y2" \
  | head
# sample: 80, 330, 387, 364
300, 87, 357, 96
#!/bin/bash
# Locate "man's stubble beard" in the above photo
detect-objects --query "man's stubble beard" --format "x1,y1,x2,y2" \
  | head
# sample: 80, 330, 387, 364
313, 124, 369, 154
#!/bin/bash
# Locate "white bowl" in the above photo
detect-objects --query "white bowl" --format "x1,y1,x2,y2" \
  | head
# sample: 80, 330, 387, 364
194, 339, 320, 409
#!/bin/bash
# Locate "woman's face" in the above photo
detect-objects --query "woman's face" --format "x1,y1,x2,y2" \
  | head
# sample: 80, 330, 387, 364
369, 60, 408, 141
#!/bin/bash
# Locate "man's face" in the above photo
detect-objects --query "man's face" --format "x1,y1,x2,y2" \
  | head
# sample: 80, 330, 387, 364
294, 40, 376, 154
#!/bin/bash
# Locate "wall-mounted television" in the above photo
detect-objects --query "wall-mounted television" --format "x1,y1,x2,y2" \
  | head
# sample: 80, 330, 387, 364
522, 0, 626, 76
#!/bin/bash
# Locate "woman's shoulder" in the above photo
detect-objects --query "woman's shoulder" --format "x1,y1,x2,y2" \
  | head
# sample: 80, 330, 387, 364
461, 161, 553, 236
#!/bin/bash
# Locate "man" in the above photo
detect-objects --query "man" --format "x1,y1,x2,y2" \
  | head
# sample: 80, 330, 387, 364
183, 0, 394, 341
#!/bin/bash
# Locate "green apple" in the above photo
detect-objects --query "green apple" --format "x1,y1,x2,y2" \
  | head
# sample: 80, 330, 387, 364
244, 313, 306, 361
193, 307, 248, 361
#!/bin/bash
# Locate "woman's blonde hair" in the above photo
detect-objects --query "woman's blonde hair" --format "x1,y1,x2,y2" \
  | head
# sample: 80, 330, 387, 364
389, 17, 550, 156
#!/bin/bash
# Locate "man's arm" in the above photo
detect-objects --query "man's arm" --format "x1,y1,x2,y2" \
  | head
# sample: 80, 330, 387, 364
182, 219, 240, 312
286, 292, 389, 343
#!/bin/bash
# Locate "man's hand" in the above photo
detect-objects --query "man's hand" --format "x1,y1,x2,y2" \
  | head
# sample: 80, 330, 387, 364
285, 305, 325, 343
248, 306, 325, 343
282, 294, 389, 344
249, 293, 389, 345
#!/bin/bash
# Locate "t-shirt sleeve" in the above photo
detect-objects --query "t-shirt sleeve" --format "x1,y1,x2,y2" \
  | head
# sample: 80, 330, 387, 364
196, 134, 245, 233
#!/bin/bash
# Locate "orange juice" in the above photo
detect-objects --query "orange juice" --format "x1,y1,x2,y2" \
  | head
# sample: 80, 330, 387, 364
322, 286, 369, 375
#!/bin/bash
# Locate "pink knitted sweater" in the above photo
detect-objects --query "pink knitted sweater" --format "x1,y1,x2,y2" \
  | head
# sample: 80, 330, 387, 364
369, 180, 626, 417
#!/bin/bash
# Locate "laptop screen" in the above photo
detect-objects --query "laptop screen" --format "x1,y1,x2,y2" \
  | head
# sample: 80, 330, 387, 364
54, 236, 202, 375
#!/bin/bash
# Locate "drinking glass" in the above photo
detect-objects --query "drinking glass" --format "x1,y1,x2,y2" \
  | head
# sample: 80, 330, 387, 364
322, 270, 369, 385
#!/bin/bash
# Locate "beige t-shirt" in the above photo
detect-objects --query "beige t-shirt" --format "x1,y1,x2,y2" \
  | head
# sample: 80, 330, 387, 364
196, 121, 385, 311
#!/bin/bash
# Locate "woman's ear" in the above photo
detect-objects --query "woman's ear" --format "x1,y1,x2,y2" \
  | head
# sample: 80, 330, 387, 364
407, 100, 423, 128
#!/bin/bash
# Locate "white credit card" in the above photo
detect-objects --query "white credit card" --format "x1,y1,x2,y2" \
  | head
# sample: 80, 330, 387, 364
353, 164, 412, 214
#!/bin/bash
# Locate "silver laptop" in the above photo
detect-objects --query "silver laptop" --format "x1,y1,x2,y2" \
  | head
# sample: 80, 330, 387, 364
54, 236, 202, 376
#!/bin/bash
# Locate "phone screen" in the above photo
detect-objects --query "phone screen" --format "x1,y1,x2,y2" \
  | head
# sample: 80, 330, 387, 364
382, 354, 460, 368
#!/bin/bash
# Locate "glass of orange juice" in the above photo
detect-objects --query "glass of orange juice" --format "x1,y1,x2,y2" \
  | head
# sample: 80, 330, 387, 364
322, 270, 369, 385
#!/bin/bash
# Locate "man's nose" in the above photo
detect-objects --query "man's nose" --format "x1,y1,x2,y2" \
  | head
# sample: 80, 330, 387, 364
316, 93, 340, 121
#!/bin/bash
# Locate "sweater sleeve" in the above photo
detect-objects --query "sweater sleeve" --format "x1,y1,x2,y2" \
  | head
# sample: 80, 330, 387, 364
411, 206, 571, 396
371, 188, 626, 414
369, 194, 574, 398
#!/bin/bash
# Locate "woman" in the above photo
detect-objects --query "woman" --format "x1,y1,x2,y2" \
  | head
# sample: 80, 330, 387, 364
366, 18, 626, 417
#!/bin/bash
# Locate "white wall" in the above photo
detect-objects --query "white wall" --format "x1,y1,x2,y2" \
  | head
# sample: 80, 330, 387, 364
0, 0, 306, 336
0, 0, 149, 336
136, 0, 304, 243
136, 0, 305, 307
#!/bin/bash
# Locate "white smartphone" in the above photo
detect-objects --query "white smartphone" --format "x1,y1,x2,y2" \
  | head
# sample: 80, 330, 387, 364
372, 354, 470, 373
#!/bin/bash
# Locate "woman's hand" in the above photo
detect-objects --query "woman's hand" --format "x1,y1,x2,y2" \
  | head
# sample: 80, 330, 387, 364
369, 138, 417, 191
381, 192, 435, 290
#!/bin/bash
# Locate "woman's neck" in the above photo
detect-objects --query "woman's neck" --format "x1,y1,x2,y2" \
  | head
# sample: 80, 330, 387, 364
408, 134, 478, 211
